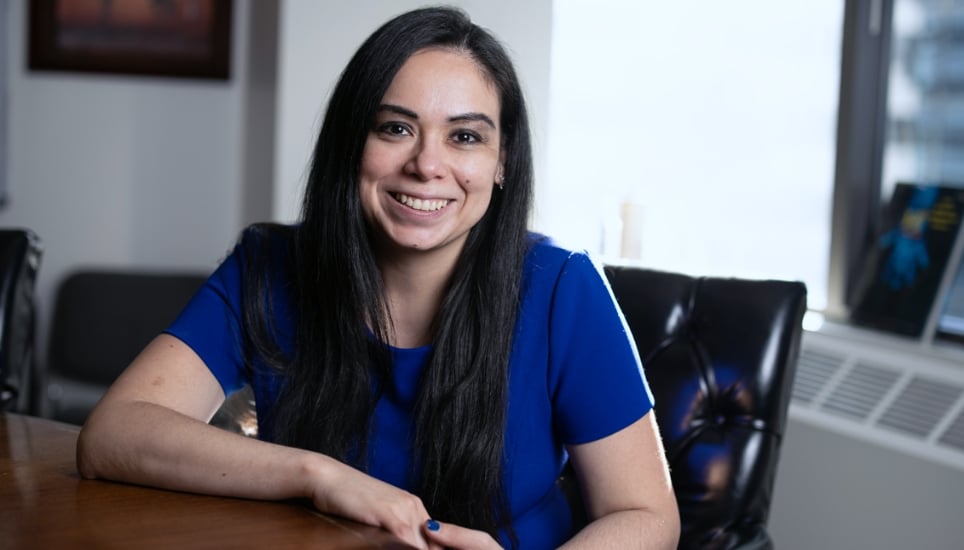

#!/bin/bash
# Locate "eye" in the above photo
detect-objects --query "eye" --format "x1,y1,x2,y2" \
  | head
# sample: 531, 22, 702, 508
452, 131, 482, 145
378, 122, 412, 137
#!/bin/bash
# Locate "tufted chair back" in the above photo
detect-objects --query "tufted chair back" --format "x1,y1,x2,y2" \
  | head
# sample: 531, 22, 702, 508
0, 229, 43, 414
603, 265, 807, 549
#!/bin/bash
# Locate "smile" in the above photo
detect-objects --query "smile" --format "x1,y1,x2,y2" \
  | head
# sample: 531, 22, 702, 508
393, 193, 450, 212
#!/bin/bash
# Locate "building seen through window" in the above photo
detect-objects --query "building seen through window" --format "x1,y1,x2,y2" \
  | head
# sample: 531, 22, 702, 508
883, 0, 964, 194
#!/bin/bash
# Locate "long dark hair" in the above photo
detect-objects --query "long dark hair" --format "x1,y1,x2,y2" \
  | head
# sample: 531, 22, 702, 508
241, 6, 533, 544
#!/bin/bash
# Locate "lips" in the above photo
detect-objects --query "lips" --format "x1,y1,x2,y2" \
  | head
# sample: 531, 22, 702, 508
393, 192, 450, 212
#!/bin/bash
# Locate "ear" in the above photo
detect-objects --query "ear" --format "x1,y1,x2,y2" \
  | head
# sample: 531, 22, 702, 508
496, 150, 507, 185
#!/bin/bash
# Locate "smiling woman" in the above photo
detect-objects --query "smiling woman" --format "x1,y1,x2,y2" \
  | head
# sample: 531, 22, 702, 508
75, 7, 680, 550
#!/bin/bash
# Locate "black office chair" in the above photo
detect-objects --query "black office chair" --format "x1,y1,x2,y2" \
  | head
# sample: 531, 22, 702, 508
42, 270, 207, 425
0, 229, 43, 414
578, 266, 806, 550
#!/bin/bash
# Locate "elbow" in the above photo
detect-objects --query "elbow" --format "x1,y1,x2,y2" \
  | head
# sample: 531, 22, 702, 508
658, 493, 681, 548
75, 409, 113, 480
665, 509, 681, 549
636, 505, 680, 550
659, 498, 682, 548
75, 424, 100, 479
637, 498, 681, 549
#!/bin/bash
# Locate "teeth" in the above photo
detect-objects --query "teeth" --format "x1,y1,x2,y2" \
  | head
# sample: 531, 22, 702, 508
395, 193, 448, 212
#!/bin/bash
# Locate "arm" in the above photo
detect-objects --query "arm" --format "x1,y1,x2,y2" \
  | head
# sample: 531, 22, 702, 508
560, 412, 680, 549
77, 334, 437, 550
421, 412, 680, 550
539, 252, 678, 546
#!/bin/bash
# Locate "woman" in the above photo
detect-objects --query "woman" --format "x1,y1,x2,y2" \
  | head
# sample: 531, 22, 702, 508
77, 7, 679, 549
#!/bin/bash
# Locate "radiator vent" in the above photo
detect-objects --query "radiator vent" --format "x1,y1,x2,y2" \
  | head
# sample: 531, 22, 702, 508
821, 362, 901, 420
792, 348, 843, 404
939, 409, 964, 452
791, 328, 964, 472
877, 377, 963, 439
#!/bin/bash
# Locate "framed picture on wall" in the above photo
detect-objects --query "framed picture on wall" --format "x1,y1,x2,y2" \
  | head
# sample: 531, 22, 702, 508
28, 0, 232, 80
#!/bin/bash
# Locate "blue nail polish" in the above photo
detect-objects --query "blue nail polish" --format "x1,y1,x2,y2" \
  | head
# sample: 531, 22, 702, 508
426, 519, 440, 532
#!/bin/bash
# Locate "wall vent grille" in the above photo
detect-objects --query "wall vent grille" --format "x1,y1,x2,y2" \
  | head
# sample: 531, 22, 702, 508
820, 362, 901, 420
877, 377, 963, 439
791, 328, 964, 472
792, 348, 843, 403
939, 409, 964, 452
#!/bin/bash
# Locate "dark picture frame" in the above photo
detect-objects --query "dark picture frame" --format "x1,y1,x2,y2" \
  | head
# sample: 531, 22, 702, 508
28, 0, 232, 80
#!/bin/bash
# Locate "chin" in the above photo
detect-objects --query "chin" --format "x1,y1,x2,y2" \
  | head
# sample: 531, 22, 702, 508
404, 240, 440, 251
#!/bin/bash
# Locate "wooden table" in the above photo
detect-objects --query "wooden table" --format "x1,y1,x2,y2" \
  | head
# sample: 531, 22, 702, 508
0, 412, 413, 549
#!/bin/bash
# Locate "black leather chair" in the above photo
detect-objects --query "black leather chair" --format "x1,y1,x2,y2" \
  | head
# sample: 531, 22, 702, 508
596, 265, 807, 549
0, 229, 43, 414
42, 270, 207, 425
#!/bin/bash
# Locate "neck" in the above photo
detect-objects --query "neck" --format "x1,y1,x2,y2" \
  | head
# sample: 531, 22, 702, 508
375, 245, 461, 349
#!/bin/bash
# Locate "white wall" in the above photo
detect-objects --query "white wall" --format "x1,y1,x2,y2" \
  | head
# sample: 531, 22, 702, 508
0, 1, 253, 365
770, 418, 964, 550
272, 0, 553, 223
0, 0, 551, 379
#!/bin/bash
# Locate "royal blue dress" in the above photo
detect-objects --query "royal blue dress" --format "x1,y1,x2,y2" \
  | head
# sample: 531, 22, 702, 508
165, 228, 653, 549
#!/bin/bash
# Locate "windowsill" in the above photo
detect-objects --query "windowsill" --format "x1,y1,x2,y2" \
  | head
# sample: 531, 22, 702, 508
805, 317, 964, 373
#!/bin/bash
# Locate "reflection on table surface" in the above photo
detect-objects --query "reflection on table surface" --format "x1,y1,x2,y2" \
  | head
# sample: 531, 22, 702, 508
0, 412, 413, 549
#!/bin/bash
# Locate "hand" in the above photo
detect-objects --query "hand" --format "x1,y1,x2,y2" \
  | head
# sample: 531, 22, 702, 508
423, 519, 503, 549
307, 458, 441, 550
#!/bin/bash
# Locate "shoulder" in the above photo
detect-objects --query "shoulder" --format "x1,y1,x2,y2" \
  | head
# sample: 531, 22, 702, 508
523, 232, 601, 286
237, 222, 298, 251
233, 223, 298, 271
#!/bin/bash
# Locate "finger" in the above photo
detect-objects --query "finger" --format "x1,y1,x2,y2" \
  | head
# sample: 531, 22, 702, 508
381, 521, 428, 550
423, 519, 501, 549
425, 519, 444, 550
381, 513, 430, 550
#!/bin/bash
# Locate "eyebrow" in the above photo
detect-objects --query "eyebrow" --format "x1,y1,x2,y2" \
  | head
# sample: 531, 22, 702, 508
377, 104, 497, 129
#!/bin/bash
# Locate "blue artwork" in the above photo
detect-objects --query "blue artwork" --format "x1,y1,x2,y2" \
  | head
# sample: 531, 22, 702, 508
878, 186, 940, 290
851, 183, 964, 337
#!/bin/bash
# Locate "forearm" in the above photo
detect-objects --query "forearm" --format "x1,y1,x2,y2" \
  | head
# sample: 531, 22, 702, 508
79, 398, 438, 549
560, 509, 680, 550
77, 399, 326, 501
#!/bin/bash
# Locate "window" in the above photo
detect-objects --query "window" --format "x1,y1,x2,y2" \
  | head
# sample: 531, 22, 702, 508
881, 0, 964, 197
542, 1, 844, 311
830, 0, 964, 348
880, 0, 964, 345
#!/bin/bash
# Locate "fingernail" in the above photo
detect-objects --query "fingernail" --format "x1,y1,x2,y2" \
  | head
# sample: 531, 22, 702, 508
426, 519, 440, 532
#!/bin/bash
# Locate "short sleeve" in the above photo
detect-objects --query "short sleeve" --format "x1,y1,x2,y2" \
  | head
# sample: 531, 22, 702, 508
548, 252, 654, 444
164, 246, 246, 395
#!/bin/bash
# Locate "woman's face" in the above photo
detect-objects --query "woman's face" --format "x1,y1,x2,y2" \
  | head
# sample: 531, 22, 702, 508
359, 48, 503, 262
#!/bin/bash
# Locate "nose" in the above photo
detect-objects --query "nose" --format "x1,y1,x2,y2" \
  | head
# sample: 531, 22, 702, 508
404, 136, 446, 181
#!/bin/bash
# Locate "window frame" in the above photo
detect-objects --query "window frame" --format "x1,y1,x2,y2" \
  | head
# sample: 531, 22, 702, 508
828, 0, 896, 317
